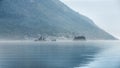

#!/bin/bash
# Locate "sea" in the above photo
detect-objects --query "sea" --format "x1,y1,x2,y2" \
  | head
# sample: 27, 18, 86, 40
0, 40, 120, 68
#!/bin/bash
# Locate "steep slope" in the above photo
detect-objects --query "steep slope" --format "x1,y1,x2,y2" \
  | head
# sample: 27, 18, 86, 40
0, 0, 116, 40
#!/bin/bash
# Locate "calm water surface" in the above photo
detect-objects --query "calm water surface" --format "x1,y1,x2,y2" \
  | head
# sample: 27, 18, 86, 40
0, 41, 119, 68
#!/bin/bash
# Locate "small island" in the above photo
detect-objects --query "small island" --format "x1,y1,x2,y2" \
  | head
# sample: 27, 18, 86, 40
73, 36, 86, 40
34, 36, 46, 41
34, 35, 86, 41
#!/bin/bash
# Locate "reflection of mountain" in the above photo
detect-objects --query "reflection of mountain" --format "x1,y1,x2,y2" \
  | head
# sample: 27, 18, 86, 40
0, 0, 116, 40
0, 42, 101, 68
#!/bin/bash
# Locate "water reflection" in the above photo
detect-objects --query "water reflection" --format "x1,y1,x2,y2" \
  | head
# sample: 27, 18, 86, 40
0, 42, 101, 68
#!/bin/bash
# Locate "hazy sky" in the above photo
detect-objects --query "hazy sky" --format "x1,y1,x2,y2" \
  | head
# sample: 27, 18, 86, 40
60, 0, 120, 39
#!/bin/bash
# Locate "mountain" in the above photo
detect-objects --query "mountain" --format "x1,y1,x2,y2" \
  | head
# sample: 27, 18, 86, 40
0, 0, 116, 40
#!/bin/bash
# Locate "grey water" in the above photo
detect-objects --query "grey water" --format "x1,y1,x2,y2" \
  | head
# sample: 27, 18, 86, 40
0, 41, 119, 68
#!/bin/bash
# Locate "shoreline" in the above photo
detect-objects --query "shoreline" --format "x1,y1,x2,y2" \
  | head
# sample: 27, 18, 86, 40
0, 40, 119, 43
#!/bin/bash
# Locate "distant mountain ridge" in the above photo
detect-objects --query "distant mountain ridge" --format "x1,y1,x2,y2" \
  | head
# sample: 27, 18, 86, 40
0, 0, 116, 40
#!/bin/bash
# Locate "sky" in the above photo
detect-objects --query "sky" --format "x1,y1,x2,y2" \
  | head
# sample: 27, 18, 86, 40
60, 0, 120, 39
